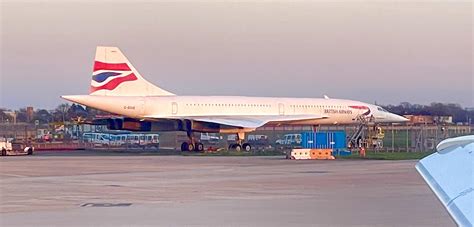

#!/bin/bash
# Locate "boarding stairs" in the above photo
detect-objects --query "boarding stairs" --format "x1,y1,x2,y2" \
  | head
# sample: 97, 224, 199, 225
349, 115, 370, 148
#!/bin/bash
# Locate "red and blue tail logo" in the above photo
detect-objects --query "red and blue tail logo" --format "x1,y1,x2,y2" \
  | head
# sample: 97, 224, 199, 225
90, 61, 138, 93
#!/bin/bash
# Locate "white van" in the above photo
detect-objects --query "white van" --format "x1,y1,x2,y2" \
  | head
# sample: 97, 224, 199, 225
201, 133, 220, 144
276, 134, 302, 146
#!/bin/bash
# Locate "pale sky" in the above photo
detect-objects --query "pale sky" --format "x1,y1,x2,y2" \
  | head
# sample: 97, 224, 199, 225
1, 1, 472, 109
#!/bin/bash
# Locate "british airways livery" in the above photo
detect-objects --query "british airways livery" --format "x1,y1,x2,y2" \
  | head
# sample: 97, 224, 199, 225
62, 46, 408, 151
91, 62, 138, 93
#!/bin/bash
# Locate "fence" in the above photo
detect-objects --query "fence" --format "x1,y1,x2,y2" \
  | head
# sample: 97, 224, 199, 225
256, 125, 472, 152
1, 122, 472, 152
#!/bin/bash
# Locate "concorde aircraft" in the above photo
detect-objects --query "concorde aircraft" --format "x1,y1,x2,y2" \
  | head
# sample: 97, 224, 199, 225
62, 46, 408, 152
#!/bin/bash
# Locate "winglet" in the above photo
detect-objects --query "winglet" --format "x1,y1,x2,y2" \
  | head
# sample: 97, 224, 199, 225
436, 135, 474, 154
323, 95, 330, 99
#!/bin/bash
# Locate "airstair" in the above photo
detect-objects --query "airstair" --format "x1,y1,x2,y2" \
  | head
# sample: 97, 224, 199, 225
349, 115, 370, 148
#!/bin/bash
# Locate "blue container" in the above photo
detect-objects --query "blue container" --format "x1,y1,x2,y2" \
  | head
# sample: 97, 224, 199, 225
301, 131, 347, 149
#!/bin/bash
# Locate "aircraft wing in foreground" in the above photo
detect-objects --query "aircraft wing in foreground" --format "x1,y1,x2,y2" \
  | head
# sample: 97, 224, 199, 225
416, 135, 473, 226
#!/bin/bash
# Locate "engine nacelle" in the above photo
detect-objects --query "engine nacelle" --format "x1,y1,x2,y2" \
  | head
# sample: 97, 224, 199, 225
190, 121, 220, 133
105, 118, 241, 133
106, 118, 151, 131
106, 118, 182, 132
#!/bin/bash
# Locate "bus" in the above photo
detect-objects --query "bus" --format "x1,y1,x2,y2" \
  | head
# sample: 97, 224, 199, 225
82, 132, 159, 149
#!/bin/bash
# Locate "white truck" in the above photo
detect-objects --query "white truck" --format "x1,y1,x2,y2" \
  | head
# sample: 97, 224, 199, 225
1, 139, 34, 156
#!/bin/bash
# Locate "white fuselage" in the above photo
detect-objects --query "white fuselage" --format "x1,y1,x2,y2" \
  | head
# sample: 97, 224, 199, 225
65, 95, 407, 125
147, 96, 362, 125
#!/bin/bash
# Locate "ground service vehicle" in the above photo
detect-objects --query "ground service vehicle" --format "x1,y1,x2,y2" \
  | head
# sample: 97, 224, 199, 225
276, 134, 302, 147
82, 133, 159, 149
1, 139, 34, 156
0, 140, 12, 156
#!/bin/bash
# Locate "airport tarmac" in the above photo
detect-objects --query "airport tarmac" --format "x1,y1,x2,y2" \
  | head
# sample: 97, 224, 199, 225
0, 151, 454, 226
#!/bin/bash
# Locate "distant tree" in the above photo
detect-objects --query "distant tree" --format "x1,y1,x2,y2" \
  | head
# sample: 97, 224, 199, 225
0, 110, 9, 123
15, 108, 28, 123
467, 109, 474, 124
85, 106, 112, 118
33, 109, 53, 124
383, 102, 472, 123
52, 103, 70, 122
47, 103, 96, 122
399, 102, 412, 109
67, 104, 88, 119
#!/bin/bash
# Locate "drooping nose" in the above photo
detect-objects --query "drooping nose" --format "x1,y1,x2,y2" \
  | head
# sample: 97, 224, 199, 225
390, 114, 409, 123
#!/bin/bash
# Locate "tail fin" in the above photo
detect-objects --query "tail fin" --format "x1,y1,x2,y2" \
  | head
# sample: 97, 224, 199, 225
90, 46, 175, 96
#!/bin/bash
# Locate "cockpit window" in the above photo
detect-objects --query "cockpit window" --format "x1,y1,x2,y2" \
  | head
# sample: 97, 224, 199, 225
377, 107, 388, 112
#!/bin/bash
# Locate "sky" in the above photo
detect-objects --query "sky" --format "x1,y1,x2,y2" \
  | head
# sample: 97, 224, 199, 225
1, 1, 472, 110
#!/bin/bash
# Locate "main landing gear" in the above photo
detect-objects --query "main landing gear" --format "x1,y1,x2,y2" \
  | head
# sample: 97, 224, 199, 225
180, 141, 204, 152
228, 132, 252, 152
179, 129, 252, 152
228, 143, 252, 152
180, 130, 204, 152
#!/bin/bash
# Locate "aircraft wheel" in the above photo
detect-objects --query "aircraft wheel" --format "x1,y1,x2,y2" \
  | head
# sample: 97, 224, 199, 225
195, 142, 204, 152
181, 142, 189, 152
242, 143, 252, 152
234, 144, 242, 152
1, 148, 6, 156
187, 143, 195, 152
